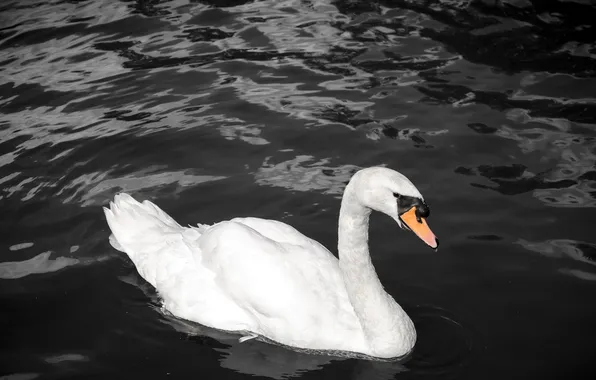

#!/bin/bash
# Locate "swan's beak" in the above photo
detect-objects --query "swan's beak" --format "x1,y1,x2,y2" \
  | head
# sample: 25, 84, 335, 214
399, 207, 438, 250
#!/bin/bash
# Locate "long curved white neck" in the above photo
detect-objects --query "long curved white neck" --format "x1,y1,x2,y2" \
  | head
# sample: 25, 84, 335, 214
337, 183, 416, 358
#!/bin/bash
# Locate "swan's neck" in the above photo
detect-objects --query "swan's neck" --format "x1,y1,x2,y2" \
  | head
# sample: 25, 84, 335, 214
337, 187, 416, 358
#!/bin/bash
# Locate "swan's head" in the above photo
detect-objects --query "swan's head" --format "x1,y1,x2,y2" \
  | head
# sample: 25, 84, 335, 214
349, 167, 438, 250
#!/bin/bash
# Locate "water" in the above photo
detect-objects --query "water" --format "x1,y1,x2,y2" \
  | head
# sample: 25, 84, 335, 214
1, 0, 595, 378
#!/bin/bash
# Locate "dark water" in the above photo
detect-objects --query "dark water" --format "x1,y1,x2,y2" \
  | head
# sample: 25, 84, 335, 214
1, 0, 596, 378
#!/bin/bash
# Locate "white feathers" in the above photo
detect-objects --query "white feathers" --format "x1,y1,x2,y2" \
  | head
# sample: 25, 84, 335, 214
239, 334, 258, 343
103, 167, 426, 359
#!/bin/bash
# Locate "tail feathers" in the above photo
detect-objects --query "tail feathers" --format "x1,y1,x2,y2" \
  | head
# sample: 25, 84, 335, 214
109, 234, 123, 252
104, 193, 184, 254
195, 223, 210, 233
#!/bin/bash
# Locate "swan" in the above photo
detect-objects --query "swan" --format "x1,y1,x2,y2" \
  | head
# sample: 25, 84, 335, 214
103, 166, 438, 360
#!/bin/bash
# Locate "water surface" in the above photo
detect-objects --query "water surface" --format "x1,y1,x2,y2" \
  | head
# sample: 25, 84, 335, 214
1, 0, 596, 379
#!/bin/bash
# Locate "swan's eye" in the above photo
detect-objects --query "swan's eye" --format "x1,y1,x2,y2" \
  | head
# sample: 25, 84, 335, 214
417, 203, 430, 218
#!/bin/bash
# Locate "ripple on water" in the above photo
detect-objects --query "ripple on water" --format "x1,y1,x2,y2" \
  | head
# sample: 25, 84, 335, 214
254, 155, 361, 196
518, 239, 596, 281
0, 252, 78, 280
405, 305, 475, 376
9, 242, 34, 251
44, 353, 88, 364
0, 374, 39, 380
456, 108, 596, 207
153, 303, 473, 380
518, 239, 596, 265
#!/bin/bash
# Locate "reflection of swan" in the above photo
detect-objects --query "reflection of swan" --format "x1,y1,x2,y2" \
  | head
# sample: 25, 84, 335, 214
104, 167, 438, 360
165, 315, 409, 380
167, 317, 337, 379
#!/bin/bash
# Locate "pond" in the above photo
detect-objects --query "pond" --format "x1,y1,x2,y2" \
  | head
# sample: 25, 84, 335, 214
1, 0, 595, 379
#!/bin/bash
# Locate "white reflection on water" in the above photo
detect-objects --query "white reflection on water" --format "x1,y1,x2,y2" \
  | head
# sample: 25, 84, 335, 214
518, 238, 596, 266
229, 0, 354, 53
4, 35, 127, 92
218, 122, 269, 145
44, 353, 88, 364
518, 238, 596, 281
496, 109, 596, 208
0, 251, 78, 280
559, 268, 596, 281
0, 373, 39, 380
1, 165, 226, 206
0, 249, 117, 280
59, 168, 227, 206
230, 76, 375, 128
254, 155, 361, 196
9, 242, 34, 251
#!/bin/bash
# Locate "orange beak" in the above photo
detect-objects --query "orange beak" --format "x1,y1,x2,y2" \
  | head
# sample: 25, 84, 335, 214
399, 207, 439, 250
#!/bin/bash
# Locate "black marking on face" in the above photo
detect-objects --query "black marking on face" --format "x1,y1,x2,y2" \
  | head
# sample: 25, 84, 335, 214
393, 193, 430, 222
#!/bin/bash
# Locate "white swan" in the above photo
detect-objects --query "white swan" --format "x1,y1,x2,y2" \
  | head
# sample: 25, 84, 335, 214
104, 167, 438, 360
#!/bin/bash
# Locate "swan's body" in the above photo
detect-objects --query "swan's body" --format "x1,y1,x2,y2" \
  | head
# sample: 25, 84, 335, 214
104, 167, 437, 360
